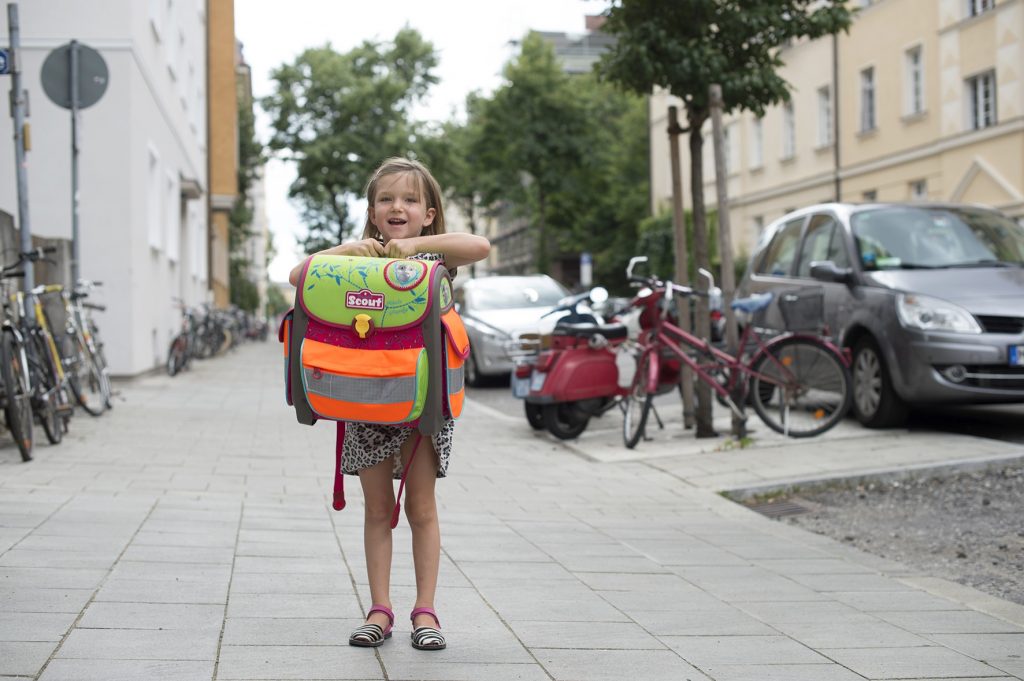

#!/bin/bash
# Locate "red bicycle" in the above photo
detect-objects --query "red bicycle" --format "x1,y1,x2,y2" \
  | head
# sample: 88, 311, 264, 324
622, 257, 852, 447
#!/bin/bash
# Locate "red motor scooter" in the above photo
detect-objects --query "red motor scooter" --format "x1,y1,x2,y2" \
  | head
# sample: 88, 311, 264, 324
513, 287, 634, 440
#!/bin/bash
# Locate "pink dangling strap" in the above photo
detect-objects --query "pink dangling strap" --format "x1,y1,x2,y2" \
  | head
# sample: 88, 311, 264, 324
391, 432, 424, 529
332, 422, 346, 511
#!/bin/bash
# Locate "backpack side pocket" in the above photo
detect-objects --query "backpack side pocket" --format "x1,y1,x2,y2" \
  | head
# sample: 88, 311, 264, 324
441, 310, 470, 419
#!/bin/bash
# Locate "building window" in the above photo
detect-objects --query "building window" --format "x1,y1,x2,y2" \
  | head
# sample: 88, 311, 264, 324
166, 171, 180, 262
753, 215, 764, 235
147, 146, 162, 250
817, 85, 833, 147
782, 102, 795, 160
967, 71, 996, 130
905, 46, 924, 116
862, 189, 878, 202
750, 117, 764, 169
967, 0, 994, 17
909, 179, 927, 200
860, 67, 876, 132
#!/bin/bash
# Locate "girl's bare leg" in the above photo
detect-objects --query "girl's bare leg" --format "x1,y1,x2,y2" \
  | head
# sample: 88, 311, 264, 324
358, 457, 397, 629
401, 434, 441, 629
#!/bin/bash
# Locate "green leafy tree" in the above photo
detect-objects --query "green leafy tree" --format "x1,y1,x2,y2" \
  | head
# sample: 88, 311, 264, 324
598, 0, 853, 271
469, 33, 591, 273
262, 28, 439, 253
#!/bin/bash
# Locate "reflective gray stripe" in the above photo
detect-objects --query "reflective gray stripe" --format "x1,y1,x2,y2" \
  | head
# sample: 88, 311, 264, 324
304, 368, 417, 405
447, 365, 464, 394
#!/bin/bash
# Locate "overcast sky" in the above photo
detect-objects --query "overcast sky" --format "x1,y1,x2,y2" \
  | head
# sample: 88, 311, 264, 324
234, 0, 602, 282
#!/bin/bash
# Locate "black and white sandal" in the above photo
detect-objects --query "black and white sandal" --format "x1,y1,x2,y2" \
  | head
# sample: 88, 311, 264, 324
349, 604, 394, 647
410, 606, 446, 650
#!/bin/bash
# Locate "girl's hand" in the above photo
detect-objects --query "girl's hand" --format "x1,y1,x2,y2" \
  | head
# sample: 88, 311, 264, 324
332, 239, 385, 258
383, 237, 422, 259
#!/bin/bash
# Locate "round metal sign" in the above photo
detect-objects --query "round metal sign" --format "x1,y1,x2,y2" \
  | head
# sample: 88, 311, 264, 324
41, 42, 109, 110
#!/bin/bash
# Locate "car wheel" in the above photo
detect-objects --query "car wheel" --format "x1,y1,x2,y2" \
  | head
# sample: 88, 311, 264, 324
852, 337, 909, 428
465, 352, 484, 388
524, 402, 545, 430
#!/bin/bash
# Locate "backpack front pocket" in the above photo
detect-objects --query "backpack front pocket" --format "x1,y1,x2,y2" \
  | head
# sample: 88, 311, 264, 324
300, 338, 428, 424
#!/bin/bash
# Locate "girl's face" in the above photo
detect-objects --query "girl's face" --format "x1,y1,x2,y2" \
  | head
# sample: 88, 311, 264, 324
369, 172, 436, 243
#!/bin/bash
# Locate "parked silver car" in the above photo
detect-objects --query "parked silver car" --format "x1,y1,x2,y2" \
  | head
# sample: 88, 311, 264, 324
455, 275, 571, 386
737, 203, 1024, 427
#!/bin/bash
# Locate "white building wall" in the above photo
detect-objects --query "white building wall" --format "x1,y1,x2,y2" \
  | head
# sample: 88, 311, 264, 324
0, 0, 208, 376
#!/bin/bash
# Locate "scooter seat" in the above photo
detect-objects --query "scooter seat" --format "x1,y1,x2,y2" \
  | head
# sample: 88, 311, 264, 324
552, 323, 629, 340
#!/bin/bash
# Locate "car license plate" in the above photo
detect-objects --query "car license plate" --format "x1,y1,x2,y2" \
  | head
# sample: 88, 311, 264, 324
511, 374, 530, 398
1011, 345, 1024, 367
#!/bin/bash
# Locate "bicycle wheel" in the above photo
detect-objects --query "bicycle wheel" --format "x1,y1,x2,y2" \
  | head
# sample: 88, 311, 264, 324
749, 337, 851, 438
28, 334, 63, 445
166, 335, 186, 377
87, 322, 113, 410
69, 336, 108, 416
623, 351, 653, 449
1, 331, 33, 461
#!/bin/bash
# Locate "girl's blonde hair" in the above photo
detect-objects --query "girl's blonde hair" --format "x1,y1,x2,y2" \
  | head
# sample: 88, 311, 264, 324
361, 157, 446, 240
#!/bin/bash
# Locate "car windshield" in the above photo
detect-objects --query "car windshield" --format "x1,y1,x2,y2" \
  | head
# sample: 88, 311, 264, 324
467, 277, 569, 310
852, 206, 1024, 270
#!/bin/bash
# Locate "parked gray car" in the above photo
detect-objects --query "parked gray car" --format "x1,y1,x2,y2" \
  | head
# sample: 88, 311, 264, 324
737, 203, 1024, 427
455, 275, 571, 386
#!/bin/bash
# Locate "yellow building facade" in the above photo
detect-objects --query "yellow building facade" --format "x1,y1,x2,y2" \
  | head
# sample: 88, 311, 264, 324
649, 0, 1024, 261
207, 0, 238, 308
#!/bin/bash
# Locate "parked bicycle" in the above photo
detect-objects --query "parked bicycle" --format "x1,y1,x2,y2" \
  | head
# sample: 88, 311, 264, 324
622, 256, 852, 447
0, 260, 33, 461
3, 249, 75, 446
40, 281, 112, 416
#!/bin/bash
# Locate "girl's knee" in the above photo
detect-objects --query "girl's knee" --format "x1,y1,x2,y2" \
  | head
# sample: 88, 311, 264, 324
364, 500, 395, 526
404, 496, 437, 528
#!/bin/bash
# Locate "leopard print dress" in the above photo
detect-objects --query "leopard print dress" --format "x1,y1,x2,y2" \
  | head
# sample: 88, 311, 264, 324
341, 252, 456, 479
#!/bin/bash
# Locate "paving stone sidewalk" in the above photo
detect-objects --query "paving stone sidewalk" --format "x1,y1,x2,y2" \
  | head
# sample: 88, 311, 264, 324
0, 342, 1022, 681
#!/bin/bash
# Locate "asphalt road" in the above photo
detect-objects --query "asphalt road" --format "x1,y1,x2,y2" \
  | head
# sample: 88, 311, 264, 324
469, 377, 1024, 445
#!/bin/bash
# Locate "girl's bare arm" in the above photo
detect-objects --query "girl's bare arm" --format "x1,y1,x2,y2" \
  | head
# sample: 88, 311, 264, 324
383, 233, 491, 268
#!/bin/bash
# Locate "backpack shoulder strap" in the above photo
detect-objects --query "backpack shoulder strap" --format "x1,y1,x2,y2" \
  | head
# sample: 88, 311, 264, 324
289, 303, 316, 425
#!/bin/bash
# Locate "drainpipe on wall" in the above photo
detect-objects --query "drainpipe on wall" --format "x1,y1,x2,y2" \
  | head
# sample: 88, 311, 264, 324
832, 30, 841, 202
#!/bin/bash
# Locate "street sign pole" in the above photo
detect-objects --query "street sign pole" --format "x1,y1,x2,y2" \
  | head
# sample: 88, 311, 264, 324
69, 40, 80, 285
7, 2, 34, 295
41, 40, 108, 288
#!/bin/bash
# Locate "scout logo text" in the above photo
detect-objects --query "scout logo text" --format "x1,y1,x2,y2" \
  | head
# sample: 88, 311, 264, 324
346, 289, 385, 310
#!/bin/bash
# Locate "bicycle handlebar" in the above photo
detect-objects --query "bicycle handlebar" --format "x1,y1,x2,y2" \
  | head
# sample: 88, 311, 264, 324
82, 302, 106, 312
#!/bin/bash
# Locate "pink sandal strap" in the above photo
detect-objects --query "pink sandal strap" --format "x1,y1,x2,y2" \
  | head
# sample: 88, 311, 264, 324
368, 604, 395, 629
410, 606, 440, 628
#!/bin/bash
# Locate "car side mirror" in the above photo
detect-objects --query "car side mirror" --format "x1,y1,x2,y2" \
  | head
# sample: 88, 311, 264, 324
810, 261, 853, 285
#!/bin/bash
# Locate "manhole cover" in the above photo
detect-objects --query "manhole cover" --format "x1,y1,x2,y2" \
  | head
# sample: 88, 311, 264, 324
747, 500, 810, 518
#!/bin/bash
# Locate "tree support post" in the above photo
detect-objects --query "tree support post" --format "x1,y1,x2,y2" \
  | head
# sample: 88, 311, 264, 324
709, 84, 746, 439
667, 106, 695, 429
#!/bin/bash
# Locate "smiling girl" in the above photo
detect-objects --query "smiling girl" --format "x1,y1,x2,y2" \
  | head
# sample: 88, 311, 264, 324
288, 157, 489, 650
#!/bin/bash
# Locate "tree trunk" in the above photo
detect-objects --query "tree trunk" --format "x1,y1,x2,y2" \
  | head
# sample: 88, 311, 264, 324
688, 112, 717, 439
536, 187, 549, 274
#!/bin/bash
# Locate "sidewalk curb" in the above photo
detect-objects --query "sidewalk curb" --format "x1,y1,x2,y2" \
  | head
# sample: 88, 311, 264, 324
719, 449, 1024, 500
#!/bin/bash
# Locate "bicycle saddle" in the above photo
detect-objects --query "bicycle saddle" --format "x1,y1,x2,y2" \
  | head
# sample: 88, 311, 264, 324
731, 292, 774, 313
